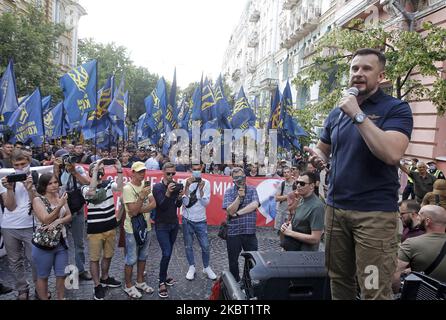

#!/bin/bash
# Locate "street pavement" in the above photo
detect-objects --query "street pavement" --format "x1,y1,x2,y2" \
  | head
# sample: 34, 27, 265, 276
0, 225, 280, 300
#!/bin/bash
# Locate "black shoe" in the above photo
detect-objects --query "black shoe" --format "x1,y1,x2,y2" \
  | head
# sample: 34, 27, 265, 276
0, 283, 13, 295
94, 285, 105, 300
79, 271, 93, 281
100, 277, 121, 288
165, 278, 176, 286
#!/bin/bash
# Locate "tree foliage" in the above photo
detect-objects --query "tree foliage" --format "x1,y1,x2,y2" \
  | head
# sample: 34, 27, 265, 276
0, 5, 66, 98
292, 19, 446, 140
78, 38, 160, 123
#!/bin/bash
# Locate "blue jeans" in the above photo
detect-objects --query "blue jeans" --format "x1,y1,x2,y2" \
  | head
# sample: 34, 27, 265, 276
124, 231, 151, 266
70, 209, 86, 273
182, 218, 210, 268
155, 223, 179, 284
226, 234, 258, 282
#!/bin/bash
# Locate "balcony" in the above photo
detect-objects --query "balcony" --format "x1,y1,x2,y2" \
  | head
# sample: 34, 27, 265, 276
283, 0, 299, 10
247, 32, 259, 48
247, 60, 257, 74
231, 69, 241, 82
300, 6, 321, 34
249, 10, 260, 23
259, 78, 279, 91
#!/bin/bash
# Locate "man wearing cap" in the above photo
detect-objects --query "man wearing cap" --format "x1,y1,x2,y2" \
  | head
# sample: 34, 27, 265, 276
122, 162, 156, 299
53, 149, 92, 281
82, 159, 123, 300
427, 161, 445, 180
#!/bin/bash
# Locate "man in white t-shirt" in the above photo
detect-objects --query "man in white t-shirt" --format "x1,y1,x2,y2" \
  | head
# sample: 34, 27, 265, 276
0, 150, 37, 300
145, 151, 160, 171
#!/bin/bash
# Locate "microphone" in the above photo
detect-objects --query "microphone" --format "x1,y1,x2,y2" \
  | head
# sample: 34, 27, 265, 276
338, 87, 360, 121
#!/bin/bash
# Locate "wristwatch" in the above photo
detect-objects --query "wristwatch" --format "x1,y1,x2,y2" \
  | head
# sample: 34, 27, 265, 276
353, 112, 367, 125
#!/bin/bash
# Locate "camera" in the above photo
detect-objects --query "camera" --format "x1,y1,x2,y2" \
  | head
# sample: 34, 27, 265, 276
62, 154, 77, 166
102, 159, 116, 166
173, 183, 184, 193
6, 173, 28, 183
144, 180, 151, 188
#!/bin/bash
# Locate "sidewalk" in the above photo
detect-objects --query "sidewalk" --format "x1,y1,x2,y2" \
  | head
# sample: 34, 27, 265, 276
0, 226, 280, 300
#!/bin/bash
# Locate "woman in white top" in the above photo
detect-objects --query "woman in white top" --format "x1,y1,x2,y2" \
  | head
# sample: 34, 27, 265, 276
32, 174, 72, 300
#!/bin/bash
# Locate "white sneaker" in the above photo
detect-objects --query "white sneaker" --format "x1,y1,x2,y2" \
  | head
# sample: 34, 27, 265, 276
186, 266, 196, 281
203, 267, 217, 280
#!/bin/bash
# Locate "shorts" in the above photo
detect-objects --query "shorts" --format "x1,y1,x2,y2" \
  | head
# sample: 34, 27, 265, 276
32, 243, 68, 278
87, 229, 117, 262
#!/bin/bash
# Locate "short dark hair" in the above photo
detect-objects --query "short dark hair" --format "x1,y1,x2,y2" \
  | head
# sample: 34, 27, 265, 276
353, 48, 386, 70
401, 200, 420, 213
37, 173, 56, 195
300, 171, 317, 184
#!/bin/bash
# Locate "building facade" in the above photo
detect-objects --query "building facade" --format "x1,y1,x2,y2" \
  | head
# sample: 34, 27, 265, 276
0, 0, 86, 71
221, 0, 446, 169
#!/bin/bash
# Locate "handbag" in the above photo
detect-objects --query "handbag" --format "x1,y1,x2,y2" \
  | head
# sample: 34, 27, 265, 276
32, 196, 63, 250
218, 219, 228, 240
67, 176, 86, 213
131, 213, 148, 246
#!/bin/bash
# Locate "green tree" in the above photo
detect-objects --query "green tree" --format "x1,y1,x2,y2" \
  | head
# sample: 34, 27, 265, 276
78, 38, 159, 124
0, 5, 66, 98
292, 19, 446, 141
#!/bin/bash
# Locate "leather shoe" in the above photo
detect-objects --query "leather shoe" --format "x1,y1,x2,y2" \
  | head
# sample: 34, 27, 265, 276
79, 271, 92, 281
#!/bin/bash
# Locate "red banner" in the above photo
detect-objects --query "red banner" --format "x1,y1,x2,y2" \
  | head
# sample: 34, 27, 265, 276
82, 166, 282, 227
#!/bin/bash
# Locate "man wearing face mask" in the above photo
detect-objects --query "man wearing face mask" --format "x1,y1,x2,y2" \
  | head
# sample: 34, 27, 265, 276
182, 163, 217, 281
82, 159, 123, 300
392, 205, 446, 291
0, 150, 38, 300
222, 167, 260, 282
53, 149, 92, 281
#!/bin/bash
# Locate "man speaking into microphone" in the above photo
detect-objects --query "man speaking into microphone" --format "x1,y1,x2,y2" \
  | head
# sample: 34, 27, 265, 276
306, 48, 413, 300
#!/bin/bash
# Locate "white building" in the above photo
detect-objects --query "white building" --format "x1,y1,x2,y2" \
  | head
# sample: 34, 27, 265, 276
222, 0, 339, 126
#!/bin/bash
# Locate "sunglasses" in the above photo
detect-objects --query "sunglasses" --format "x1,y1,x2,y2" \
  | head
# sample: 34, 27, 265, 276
166, 172, 176, 177
295, 181, 310, 187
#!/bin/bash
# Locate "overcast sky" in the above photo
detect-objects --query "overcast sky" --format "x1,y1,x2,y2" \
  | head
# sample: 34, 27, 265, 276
78, 0, 248, 89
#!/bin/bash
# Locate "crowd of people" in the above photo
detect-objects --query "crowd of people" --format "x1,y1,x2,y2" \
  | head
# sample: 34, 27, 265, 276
0, 48, 445, 301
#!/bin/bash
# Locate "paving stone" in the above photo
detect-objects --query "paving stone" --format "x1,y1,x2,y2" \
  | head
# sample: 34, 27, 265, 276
0, 225, 280, 300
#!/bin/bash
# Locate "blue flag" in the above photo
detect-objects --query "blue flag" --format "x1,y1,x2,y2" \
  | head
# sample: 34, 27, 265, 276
0, 60, 19, 128
82, 75, 114, 139
200, 78, 218, 124
214, 75, 232, 129
42, 96, 52, 113
60, 60, 97, 123
268, 86, 282, 130
43, 101, 65, 139
108, 76, 126, 121
231, 86, 256, 131
8, 88, 44, 146
281, 81, 307, 150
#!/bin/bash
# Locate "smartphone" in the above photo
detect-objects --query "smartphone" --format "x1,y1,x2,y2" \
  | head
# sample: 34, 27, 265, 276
144, 180, 151, 188
6, 173, 28, 183
102, 159, 116, 165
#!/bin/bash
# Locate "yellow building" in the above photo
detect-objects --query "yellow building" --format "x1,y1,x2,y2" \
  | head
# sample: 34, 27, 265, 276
0, 0, 86, 71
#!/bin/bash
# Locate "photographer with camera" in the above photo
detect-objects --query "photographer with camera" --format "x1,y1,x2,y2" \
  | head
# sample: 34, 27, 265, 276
222, 167, 260, 282
82, 159, 123, 300
53, 149, 92, 281
152, 162, 184, 298
0, 150, 38, 300
182, 163, 217, 281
